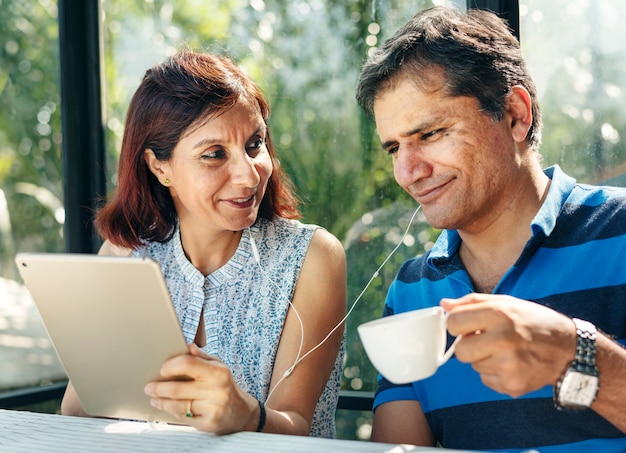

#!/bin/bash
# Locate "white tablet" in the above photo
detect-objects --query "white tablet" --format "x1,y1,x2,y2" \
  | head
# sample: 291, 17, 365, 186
14, 253, 189, 424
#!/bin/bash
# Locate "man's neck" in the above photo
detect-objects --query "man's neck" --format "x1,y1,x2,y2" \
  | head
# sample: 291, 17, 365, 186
458, 168, 551, 293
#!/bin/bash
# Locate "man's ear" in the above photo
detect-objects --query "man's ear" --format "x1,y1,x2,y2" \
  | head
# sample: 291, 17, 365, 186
506, 85, 533, 144
144, 148, 169, 183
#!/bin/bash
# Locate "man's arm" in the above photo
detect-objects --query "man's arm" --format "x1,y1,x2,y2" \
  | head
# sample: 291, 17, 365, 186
370, 400, 435, 446
442, 294, 626, 433
591, 333, 626, 432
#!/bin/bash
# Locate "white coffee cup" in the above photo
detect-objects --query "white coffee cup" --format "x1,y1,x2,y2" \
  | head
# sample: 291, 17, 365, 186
357, 306, 461, 384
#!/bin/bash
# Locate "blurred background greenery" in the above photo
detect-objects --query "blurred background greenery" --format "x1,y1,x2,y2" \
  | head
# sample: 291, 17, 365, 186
2, 0, 626, 440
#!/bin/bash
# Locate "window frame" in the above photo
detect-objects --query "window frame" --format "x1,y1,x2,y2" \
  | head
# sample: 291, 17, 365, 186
0, 0, 519, 416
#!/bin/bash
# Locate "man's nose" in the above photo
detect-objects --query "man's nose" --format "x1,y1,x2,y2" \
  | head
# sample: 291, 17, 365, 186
393, 146, 428, 189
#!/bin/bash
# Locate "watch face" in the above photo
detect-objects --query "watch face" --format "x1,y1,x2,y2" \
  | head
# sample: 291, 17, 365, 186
558, 370, 599, 407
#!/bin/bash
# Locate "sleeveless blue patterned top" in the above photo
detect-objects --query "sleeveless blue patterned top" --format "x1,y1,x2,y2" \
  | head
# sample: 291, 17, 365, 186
132, 217, 343, 438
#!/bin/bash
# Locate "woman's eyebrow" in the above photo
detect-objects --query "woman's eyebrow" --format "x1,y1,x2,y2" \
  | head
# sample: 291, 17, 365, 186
191, 126, 266, 150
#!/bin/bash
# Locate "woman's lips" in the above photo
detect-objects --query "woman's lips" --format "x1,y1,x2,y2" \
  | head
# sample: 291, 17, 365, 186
224, 194, 255, 208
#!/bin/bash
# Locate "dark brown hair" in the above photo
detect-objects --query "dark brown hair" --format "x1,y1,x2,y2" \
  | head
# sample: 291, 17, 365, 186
96, 51, 300, 248
356, 7, 542, 150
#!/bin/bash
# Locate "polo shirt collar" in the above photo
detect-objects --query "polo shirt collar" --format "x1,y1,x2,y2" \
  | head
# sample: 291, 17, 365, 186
427, 165, 576, 265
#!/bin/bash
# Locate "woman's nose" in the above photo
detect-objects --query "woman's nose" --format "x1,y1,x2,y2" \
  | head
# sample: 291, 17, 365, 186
231, 153, 261, 187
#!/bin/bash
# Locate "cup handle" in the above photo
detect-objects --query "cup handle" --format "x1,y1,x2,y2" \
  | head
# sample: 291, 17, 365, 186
439, 311, 462, 366
439, 334, 462, 365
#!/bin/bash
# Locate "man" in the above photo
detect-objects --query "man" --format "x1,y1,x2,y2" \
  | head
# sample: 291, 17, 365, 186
356, 6, 626, 452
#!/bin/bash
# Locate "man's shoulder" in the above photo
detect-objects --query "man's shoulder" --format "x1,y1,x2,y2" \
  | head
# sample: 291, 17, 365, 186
562, 183, 626, 229
395, 252, 438, 283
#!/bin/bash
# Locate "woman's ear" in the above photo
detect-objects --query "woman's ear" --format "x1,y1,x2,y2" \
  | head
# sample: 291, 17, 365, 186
144, 148, 170, 185
506, 85, 533, 144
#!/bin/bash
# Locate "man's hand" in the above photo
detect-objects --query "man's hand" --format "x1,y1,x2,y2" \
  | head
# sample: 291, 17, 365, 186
441, 294, 576, 397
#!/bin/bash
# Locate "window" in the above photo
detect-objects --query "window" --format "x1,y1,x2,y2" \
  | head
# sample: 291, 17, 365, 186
0, 0, 66, 394
520, 0, 626, 187
6, 0, 624, 442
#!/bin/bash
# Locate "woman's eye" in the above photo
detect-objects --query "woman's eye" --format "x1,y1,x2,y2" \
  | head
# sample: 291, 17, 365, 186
201, 149, 226, 160
247, 138, 265, 155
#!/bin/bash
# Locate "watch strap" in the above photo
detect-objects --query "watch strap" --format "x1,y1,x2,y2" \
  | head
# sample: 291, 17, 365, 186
554, 318, 600, 410
571, 318, 598, 376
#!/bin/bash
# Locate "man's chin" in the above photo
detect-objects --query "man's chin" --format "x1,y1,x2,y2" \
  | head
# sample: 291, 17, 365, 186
420, 209, 453, 231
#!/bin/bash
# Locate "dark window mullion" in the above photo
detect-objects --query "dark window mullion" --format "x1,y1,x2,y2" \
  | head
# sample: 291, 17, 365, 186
467, 0, 520, 40
58, 0, 106, 253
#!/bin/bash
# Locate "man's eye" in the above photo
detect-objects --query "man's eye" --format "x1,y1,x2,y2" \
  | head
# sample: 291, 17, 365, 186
384, 145, 399, 155
422, 129, 443, 140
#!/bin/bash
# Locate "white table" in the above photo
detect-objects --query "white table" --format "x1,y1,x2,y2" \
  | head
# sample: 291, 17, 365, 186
0, 409, 472, 452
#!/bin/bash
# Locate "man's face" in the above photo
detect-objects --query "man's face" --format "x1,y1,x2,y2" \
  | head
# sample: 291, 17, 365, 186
373, 71, 521, 234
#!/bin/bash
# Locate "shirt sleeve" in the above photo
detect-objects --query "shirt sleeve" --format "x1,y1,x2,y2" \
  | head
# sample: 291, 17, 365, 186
371, 279, 420, 412
372, 375, 419, 411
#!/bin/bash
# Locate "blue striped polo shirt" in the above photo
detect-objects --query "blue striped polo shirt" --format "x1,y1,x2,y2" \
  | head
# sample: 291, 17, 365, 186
373, 165, 626, 452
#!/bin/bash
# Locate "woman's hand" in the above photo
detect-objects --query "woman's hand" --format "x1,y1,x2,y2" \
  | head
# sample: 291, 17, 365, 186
143, 343, 261, 434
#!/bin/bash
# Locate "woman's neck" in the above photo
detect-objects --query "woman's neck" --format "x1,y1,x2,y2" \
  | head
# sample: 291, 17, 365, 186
179, 226, 243, 276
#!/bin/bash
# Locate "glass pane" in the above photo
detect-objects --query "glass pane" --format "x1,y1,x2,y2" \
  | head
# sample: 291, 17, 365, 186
520, 0, 626, 186
101, 0, 465, 440
0, 1, 66, 393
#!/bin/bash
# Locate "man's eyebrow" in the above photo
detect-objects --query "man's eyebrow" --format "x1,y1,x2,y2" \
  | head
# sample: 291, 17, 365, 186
380, 115, 448, 149
381, 125, 427, 150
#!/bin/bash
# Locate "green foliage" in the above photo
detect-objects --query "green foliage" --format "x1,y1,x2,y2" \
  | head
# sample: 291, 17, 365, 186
343, 201, 440, 394
0, 0, 63, 279
5, 0, 626, 441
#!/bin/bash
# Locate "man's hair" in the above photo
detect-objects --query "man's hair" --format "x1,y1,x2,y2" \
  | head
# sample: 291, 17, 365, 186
356, 6, 542, 150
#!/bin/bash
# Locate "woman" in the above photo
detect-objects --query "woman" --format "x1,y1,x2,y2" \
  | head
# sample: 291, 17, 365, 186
61, 50, 347, 438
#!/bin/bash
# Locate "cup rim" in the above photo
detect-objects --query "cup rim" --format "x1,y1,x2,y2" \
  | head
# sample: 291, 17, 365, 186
357, 306, 443, 331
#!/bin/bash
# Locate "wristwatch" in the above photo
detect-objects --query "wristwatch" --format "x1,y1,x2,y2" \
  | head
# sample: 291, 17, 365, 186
554, 318, 600, 411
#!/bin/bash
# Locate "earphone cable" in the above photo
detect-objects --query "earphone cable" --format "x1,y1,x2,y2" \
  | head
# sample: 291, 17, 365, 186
286, 204, 422, 369
250, 204, 422, 402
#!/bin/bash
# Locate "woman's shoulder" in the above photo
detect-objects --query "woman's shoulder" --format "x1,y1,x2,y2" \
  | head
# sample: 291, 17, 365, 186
97, 240, 133, 256
255, 216, 318, 239
259, 218, 345, 261
253, 217, 343, 261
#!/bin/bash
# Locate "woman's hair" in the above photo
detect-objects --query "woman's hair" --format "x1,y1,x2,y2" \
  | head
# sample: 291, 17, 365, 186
95, 51, 300, 248
356, 6, 542, 151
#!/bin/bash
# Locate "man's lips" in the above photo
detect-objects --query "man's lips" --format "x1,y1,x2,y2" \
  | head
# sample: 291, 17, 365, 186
412, 178, 453, 203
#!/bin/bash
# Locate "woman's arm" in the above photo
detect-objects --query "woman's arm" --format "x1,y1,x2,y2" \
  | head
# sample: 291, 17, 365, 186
261, 228, 347, 434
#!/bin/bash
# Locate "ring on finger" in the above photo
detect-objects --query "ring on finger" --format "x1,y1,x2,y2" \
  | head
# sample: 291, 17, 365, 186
186, 400, 194, 418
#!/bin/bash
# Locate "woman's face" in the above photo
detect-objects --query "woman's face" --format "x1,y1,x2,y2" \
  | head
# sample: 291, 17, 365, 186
149, 98, 273, 235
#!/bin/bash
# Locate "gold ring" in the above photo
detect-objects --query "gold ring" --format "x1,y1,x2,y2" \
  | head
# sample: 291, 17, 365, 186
185, 400, 193, 418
